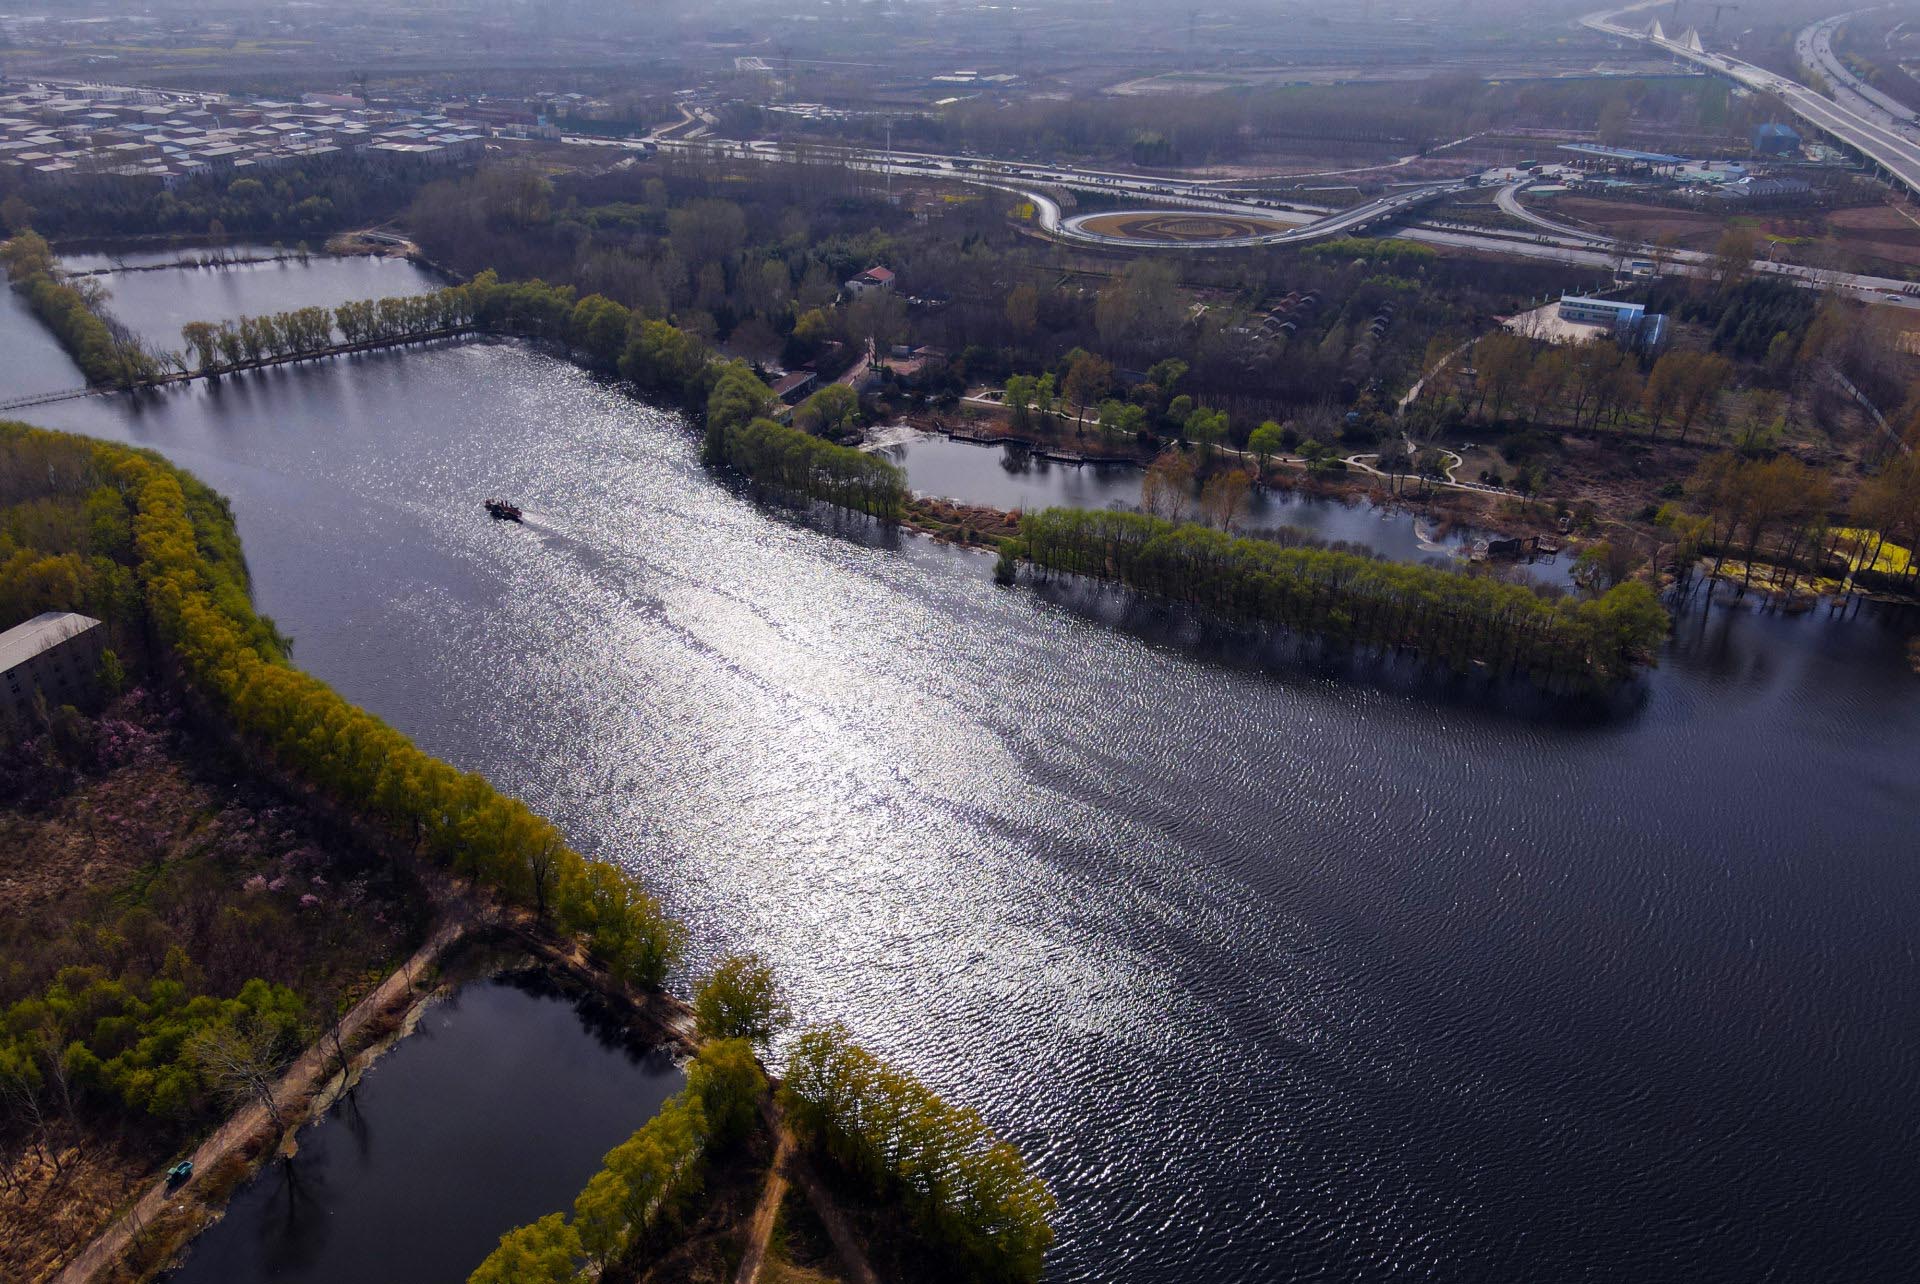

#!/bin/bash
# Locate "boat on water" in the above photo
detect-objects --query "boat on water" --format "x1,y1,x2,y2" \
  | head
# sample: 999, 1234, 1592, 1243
484, 498, 523, 522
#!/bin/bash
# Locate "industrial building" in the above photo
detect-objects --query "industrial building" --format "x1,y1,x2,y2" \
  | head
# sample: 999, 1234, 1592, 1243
1558, 295, 1668, 349
1, 611, 104, 729
1555, 143, 1688, 177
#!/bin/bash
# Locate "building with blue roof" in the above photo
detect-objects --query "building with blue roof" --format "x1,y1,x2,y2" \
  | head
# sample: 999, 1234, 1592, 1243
1752, 123, 1803, 156
1555, 143, 1687, 176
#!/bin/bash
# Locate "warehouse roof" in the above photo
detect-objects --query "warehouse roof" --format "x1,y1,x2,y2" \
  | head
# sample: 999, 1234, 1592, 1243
0, 612, 103, 674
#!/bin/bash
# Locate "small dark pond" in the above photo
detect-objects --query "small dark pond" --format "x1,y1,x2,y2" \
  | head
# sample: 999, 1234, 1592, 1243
167, 975, 682, 1284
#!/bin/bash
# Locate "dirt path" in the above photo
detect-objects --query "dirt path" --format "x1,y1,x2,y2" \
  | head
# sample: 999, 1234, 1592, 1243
51, 901, 485, 1284
732, 1123, 795, 1284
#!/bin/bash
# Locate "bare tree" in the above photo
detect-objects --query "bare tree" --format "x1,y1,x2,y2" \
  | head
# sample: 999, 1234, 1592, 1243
526, 836, 563, 920
187, 1020, 292, 1132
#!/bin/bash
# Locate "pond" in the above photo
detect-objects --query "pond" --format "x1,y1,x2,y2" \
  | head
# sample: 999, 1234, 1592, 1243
57, 247, 445, 355
167, 975, 683, 1284
877, 427, 1578, 587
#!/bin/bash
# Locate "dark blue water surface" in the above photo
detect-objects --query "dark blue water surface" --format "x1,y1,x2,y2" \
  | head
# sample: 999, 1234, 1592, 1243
168, 977, 682, 1284
6, 259, 1919, 1282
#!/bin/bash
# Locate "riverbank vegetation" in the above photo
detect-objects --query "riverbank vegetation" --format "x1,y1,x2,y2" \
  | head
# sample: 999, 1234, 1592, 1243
469, 1038, 767, 1284
784, 1024, 1057, 1284
1, 232, 159, 388
705, 366, 908, 518
1007, 507, 1669, 687
0, 426, 433, 1279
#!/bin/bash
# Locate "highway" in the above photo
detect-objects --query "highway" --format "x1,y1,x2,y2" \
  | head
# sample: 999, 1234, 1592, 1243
1493, 181, 1616, 245
565, 132, 1920, 307
1055, 182, 1470, 249
1582, 2, 1920, 197
1797, 10, 1918, 128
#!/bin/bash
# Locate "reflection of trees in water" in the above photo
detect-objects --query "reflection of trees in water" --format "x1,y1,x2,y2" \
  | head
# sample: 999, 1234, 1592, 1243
341, 1083, 374, 1165
261, 1153, 334, 1274
495, 967, 676, 1068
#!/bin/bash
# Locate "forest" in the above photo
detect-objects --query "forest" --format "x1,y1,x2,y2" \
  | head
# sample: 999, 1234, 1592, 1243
0, 155, 445, 242
396, 153, 1575, 427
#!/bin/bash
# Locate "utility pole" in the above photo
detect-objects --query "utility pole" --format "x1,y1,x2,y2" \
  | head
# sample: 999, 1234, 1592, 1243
885, 118, 893, 203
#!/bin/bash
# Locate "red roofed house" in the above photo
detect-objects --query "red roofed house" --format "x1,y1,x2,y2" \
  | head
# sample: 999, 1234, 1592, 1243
843, 265, 895, 298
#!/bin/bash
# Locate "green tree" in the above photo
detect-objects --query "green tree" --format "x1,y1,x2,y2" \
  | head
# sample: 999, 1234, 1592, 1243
686, 1038, 766, 1147
620, 319, 708, 396
1185, 407, 1228, 459
793, 383, 861, 438
467, 1213, 581, 1284
1145, 357, 1188, 395
694, 953, 790, 1047
1247, 421, 1285, 471
1003, 374, 1035, 432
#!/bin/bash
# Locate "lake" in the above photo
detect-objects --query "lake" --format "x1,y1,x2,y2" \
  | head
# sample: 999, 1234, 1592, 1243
6, 256, 1919, 1281
167, 975, 683, 1284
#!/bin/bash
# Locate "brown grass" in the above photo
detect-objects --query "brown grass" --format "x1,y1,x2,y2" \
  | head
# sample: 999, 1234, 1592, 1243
0, 758, 212, 918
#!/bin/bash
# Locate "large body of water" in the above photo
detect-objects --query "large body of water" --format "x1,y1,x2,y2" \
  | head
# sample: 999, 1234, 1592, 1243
7, 258, 1919, 1281
170, 977, 683, 1284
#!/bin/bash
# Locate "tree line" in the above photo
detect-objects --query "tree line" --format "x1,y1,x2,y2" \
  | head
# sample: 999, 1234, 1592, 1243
1008, 508, 1670, 689
782, 1023, 1058, 1283
1461, 331, 1734, 444
703, 366, 906, 518
176, 291, 470, 374
1, 232, 159, 388
1, 157, 449, 243
1663, 426, 1920, 598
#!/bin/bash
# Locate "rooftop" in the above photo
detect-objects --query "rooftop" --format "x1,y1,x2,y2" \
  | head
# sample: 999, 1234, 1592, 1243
0, 612, 103, 673
1557, 143, 1687, 165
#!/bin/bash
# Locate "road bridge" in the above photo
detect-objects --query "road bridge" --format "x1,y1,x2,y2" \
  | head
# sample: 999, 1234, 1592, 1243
1583, 2, 1920, 198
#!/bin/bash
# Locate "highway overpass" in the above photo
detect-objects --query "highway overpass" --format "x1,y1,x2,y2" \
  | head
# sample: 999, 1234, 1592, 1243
1055, 183, 1469, 249
1582, 3, 1920, 198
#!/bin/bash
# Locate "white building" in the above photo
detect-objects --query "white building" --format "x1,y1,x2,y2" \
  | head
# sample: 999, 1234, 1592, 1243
1558, 295, 1668, 349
